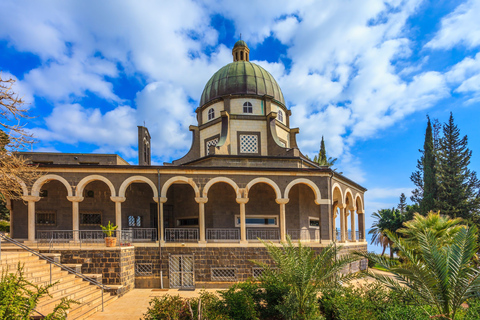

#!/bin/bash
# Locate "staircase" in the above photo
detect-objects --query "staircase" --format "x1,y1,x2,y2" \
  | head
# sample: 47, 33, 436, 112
0, 250, 118, 319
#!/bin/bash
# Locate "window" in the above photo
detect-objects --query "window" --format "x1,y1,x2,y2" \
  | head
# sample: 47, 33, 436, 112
36, 212, 56, 225
205, 137, 219, 155
208, 108, 215, 121
309, 217, 320, 229
40, 190, 48, 198
235, 215, 278, 227
211, 267, 236, 281
85, 190, 94, 198
239, 134, 258, 153
243, 101, 253, 113
80, 212, 102, 226
128, 215, 142, 227
176, 217, 199, 227
278, 109, 284, 122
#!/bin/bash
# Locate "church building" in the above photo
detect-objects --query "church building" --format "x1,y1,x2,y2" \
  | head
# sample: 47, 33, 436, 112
9, 41, 367, 289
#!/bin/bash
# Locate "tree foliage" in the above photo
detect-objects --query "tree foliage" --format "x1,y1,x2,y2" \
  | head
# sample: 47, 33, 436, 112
313, 136, 337, 167
359, 225, 480, 320
254, 236, 357, 320
0, 75, 43, 200
436, 113, 480, 219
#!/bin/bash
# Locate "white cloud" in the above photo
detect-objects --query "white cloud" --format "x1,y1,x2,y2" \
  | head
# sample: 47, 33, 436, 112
426, 0, 480, 49
31, 103, 137, 157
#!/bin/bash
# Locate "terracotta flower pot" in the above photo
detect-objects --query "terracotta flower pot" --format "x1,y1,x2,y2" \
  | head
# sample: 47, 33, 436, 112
105, 237, 117, 247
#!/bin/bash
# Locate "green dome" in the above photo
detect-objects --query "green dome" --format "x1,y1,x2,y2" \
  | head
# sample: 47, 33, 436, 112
233, 40, 247, 48
200, 61, 285, 107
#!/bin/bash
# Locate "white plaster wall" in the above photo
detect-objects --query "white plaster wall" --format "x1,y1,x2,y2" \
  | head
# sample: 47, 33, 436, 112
230, 119, 267, 155
199, 122, 222, 157
202, 101, 224, 123
230, 98, 263, 115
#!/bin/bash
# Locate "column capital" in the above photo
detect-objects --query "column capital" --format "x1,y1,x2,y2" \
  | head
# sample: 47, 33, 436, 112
153, 197, 168, 203
67, 196, 84, 202
236, 197, 249, 204
22, 195, 41, 202
275, 198, 289, 205
110, 196, 126, 203
357, 210, 365, 214
195, 197, 208, 204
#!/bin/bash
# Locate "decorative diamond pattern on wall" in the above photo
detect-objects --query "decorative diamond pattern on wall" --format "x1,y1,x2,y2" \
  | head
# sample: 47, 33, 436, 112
206, 138, 219, 155
240, 134, 258, 153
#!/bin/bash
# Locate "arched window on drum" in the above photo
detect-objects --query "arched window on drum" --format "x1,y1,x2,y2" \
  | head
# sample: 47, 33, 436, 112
243, 102, 253, 113
278, 109, 284, 122
208, 108, 215, 121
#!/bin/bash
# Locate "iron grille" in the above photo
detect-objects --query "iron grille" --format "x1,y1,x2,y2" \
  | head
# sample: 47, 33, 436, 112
135, 263, 153, 276
80, 212, 101, 225
211, 267, 237, 282
252, 267, 264, 278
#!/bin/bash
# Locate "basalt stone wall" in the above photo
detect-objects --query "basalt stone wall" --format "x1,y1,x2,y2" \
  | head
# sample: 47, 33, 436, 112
134, 243, 367, 288
40, 247, 135, 293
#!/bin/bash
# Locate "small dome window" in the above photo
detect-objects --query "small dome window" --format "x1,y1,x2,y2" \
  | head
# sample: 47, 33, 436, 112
208, 108, 215, 121
243, 102, 253, 113
278, 110, 284, 122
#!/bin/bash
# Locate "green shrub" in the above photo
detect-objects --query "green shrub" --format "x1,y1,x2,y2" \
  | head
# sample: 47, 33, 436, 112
0, 220, 9, 232
0, 264, 76, 319
217, 280, 261, 320
318, 281, 430, 320
143, 295, 191, 320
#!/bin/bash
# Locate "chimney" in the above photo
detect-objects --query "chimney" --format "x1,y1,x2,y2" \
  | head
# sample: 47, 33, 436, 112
138, 126, 151, 165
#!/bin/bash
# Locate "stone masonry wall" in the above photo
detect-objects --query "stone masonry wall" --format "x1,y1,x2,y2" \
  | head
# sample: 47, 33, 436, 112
41, 247, 135, 292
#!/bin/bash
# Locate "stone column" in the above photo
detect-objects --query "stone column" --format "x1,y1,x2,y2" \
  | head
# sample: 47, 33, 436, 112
332, 206, 337, 241
156, 197, 168, 245
22, 195, 41, 242
236, 197, 249, 244
358, 211, 365, 241
195, 197, 208, 244
67, 196, 84, 241
339, 205, 346, 243
275, 198, 289, 242
350, 209, 356, 242
5, 199, 13, 238
110, 196, 126, 231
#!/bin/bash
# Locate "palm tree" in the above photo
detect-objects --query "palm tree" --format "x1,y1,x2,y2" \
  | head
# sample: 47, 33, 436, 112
358, 226, 480, 320
255, 236, 357, 320
369, 208, 404, 258
397, 211, 464, 250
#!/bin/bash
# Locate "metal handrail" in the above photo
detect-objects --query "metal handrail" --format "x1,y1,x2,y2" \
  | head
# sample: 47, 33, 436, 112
0, 233, 109, 311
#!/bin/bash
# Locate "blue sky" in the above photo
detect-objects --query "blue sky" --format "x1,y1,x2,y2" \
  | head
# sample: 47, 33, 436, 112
1, 0, 479, 232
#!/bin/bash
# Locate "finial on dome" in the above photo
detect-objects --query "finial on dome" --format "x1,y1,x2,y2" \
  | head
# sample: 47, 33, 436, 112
232, 39, 249, 62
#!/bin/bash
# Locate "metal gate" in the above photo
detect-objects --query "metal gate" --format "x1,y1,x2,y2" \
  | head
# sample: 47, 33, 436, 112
169, 254, 195, 289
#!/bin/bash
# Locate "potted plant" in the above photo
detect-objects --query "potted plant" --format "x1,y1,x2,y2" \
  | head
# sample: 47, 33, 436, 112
100, 221, 118, 247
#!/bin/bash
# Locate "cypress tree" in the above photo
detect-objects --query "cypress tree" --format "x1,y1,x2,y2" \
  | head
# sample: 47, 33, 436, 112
319, 136, 327, 165
436, 113, 480, 219
398, 193, 407, 213
421, 116, 437, 214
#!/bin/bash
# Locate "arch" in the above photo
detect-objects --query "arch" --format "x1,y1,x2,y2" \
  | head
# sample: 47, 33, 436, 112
355, 194, 364, 213
332, 183, 344, 206
76, 175, 116, 197
161, 176, 200, 198
2, 175, 29, 197
344, 188, 355, 210
203, 177, 241, 198
284, 178, 322, 204
245, 177, 281, 200
119, 176, 158, 198
32, 174, 73, 197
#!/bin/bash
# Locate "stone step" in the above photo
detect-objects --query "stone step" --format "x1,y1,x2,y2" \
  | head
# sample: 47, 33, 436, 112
67, 292, 118, 320
37, 283, 100, 310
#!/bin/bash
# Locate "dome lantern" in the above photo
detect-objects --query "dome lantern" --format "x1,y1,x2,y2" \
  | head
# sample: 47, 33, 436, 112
232, 40, 249, 62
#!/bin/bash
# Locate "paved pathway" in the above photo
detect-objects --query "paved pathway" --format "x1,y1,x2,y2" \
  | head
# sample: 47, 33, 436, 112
89, 288, 219, 320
